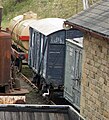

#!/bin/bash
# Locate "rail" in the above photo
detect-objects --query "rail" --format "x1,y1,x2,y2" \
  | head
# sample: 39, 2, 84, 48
18, 73, 38, 90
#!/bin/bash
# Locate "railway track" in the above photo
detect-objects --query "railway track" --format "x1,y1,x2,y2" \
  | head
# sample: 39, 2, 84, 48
18, 71, 79, 112
18, 72, 67, 105
18, 73, 38, 90
18, 72, 56, 105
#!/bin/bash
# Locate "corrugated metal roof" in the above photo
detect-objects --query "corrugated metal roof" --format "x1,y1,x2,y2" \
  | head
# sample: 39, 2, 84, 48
0, 105, 84, 120
29, 18, 65, 36
65, 0, 109, 37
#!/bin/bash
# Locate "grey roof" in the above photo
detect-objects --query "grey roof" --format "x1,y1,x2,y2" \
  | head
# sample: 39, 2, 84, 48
65, 0, 109, 37
29, 18, 65, 36
0, 105, 84, 120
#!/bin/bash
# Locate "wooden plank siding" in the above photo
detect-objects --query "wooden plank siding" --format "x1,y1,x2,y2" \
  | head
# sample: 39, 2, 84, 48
0, 111, 68, 120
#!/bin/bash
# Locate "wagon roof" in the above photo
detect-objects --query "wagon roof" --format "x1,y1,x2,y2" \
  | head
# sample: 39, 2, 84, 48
0, 105, 84, 120
29, 18, 65, 36
64, 0, 109, 38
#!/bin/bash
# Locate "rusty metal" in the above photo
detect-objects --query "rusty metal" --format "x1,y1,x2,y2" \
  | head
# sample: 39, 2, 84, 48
0, 30, 11, 88
0, 96, 26, 104
0, 29, 29, 104
14, 78, 21, 90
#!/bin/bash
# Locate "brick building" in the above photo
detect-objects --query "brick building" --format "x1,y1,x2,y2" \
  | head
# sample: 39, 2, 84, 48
64, 0, 109, 119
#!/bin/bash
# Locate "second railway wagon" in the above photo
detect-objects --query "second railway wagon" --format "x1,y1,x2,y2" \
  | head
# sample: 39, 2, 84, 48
28, 18, 83, 91
9, 11, 37, 54
64, 38, 83, 110
9, 11, 37, 71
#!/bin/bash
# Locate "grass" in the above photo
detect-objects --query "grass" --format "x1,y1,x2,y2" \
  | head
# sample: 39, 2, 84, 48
22, 65, 33, 78
1, 0, 84, 28
1, 0, 100, 28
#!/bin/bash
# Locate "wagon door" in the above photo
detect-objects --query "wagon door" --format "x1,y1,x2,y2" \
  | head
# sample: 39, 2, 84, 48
64, 39, 83, 109
28, 28, 35, 68
46, 31, 65, 87
28, 29, 41, 73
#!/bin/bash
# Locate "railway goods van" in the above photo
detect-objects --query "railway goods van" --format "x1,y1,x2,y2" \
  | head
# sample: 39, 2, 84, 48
28, 18, 83, 89
0, 105, 85, 120
64, 38, 83, 110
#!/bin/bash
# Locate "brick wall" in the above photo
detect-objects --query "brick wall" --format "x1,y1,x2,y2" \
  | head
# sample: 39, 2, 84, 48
80, 33, 109, 120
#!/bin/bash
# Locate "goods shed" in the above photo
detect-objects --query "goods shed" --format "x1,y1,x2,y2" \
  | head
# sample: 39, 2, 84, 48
64, 0, 109, 119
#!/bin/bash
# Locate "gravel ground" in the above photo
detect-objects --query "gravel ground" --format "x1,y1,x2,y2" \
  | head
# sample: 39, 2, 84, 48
17, 65, 50, 105
20, 78, 49, 105
20, 79, 49, 104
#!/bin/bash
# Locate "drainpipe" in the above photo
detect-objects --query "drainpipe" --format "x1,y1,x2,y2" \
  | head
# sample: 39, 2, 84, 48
82, 0, 89, 10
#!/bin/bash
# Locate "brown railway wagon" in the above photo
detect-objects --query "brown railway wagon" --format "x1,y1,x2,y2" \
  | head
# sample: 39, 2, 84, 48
0, 105, 84, 120
0, 6, 11, 87
0, 30, 11, 87
0, 7, 28, 102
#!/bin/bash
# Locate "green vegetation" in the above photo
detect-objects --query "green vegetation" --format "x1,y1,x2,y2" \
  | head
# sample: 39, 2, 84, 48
1, 0, 99, 28
22, 65, 33, 78
1, 0, 84, 28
